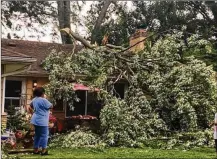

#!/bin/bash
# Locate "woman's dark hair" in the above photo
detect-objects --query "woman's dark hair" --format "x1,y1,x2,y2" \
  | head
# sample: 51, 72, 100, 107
33, 87, 45, 97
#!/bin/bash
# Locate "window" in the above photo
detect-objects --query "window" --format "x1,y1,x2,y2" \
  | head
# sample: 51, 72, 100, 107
4, 80, 22, 111
113, 83, 126, 99
53, 99, 64, 111
66, 90, 86, 117
65, 91, 101, 118
87, 92, 102, 117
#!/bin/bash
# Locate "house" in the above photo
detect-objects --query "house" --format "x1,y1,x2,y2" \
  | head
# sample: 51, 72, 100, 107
1, 45, 37, 128
1, 28, 148, 129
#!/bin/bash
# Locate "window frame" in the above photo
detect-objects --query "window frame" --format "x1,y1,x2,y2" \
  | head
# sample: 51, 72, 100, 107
3, 77, 26, 114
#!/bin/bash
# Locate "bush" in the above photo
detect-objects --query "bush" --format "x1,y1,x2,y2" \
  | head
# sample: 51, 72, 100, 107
6, 105, 29, 131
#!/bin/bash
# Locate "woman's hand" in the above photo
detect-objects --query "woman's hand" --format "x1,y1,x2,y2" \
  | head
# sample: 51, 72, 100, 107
28, 106, 34, 115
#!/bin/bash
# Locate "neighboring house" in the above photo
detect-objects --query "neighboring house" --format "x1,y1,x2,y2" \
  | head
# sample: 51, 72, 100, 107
1, 29, 147, 125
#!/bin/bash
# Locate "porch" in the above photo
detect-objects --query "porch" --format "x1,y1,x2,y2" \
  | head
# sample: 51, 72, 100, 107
1, 78, 127, 132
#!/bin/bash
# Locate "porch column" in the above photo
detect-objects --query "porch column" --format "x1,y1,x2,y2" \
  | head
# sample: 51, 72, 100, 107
1, 77, 7, 130
1, 77, 6, 114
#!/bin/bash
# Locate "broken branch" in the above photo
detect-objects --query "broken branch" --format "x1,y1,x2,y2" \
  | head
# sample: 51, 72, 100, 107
106, 44, 126, 50
60, 28, 94, 49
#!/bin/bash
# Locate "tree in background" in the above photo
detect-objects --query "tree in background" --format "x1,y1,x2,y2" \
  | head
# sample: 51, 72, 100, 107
2, 1, 217, 45
1, 1, 85, 44
83, 1, 217, 71
1, 1, 57, 41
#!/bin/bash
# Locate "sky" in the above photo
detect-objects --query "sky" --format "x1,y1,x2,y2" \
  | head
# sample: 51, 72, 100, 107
1, 1, 93, 43
1, 1, 134, 44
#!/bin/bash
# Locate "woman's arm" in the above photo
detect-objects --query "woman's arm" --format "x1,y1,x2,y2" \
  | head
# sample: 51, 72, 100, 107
43, 94, 53, 109
28, 103, 34, 115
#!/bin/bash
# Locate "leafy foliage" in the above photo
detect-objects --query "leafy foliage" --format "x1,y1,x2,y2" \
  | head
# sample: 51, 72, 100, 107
166, 130, 214, 149
137, 33, 217, 131
85, 1, 217, 70
100, 87, 166, 147
143, 129, 214, 150
49, 130, 101, 148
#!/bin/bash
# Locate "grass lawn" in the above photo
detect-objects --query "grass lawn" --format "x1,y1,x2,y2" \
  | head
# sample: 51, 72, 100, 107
17, 147, 216, 158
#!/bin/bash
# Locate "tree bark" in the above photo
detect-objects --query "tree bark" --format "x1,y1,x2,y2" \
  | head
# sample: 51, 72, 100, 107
58, 1, 73, 44
90, 0, 114, 44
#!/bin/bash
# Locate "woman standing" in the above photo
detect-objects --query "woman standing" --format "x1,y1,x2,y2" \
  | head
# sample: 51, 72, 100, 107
30, 87, 53, 155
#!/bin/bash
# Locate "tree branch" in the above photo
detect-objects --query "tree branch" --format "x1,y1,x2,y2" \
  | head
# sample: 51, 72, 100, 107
188, 2, 213, 25
126, 63, 135, 75
106, 44, 126, 50
60, 28, 94, 49
90, 0, 115, 44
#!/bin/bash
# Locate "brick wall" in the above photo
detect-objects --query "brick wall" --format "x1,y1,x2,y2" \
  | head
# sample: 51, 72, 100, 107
26, 77, 49, 105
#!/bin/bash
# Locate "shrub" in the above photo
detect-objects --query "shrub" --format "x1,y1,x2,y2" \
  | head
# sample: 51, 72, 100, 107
6, 105, 29, 131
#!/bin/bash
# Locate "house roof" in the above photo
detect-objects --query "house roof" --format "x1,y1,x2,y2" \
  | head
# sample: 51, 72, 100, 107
2, 47, 31, 58
2, 47, 36, 63
1, 39, 82, 76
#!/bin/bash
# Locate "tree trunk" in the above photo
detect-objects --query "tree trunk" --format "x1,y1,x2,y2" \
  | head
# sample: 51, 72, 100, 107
58, 1, 73, 44
90, 0, 114, 44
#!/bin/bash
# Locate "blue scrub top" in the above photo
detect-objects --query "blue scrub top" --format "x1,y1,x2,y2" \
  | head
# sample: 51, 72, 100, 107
30, 97, 52, 126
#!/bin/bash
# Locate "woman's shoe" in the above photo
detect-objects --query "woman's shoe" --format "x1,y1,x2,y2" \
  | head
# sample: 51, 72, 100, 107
33, 151, 40, 154
41, 150, 49, 156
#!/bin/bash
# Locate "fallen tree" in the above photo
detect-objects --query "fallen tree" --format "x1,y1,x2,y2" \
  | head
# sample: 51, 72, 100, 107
43, 28, 217, 148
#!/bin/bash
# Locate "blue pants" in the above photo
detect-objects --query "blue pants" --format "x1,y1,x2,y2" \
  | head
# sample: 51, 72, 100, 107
34, 125, 49, 149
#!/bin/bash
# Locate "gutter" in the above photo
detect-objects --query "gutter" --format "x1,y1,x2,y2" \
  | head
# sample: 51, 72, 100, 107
1, 56, 37, 63
1, 65, 32, 77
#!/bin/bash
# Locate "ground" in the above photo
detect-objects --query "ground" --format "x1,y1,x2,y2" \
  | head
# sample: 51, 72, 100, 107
16, 147, 216, 158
